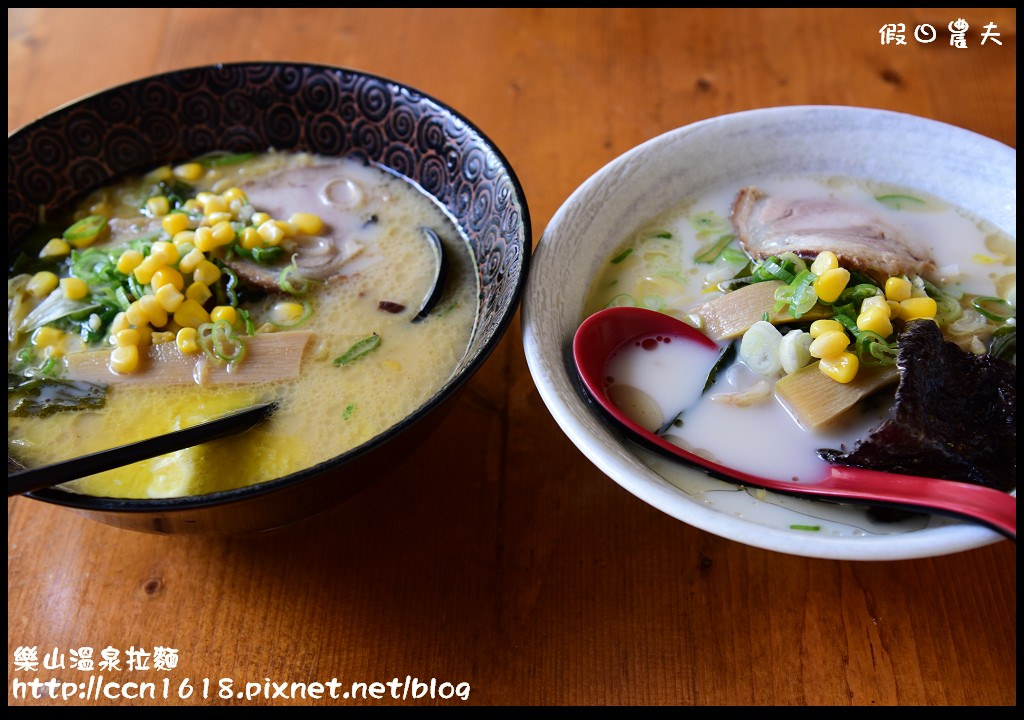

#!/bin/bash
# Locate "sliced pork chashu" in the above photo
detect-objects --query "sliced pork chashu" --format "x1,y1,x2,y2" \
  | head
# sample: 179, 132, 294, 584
731, 187, 935, 280
227, 163, 379, 291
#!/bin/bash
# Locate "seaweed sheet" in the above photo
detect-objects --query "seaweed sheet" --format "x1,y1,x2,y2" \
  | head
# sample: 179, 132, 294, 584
819, 320, 1016, 492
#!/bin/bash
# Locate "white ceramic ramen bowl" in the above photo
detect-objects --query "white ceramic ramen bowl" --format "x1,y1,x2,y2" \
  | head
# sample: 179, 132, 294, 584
522, 105, 1016, 560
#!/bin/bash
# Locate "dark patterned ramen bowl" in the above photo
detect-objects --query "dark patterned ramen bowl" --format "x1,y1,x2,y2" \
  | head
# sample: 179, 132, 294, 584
8, 62, 531, 534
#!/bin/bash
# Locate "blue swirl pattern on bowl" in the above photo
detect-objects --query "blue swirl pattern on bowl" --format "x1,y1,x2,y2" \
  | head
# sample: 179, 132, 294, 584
8, 62, 529, 361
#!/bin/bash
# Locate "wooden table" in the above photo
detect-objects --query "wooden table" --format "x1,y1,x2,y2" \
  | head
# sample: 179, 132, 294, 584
7, 8, 1016, 707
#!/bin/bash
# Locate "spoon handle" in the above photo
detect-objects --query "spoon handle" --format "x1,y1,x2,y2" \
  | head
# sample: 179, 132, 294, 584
7, 402, 277, 497
819, 465, 1016, 540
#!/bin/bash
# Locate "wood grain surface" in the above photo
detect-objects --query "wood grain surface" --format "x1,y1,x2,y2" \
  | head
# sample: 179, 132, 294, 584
7, 8, 1016, 707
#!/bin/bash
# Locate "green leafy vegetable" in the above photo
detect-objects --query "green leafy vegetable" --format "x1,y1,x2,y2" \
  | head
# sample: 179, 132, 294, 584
333, 334, 381, 366
988, 326, 1016, 362
342, 404, 356, 421
8, 374, 106, 417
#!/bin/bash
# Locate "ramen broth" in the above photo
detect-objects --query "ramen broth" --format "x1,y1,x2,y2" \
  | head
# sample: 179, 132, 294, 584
8, 152, 478, 498
584, 175, 1015, 483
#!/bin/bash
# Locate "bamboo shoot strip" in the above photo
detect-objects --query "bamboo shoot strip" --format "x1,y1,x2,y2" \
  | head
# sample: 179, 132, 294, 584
64, 332, 311, 386
691, 281, 830, 341
775, 362, 899, 429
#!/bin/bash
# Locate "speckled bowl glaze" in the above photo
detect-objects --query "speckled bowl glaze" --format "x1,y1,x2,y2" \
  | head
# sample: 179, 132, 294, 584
9, 62, 531, 534
523, 105, 1015, 561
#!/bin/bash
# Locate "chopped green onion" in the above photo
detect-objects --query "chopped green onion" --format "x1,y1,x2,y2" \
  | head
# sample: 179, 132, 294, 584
197, 319, 246, 365
789, 524, 821, 532
610, 248, 633, 264
694, 233, 735, 263
197, 151, 257, 167
237, 308, 256, 336
988, 326, 1015, 361
875, 194, 925, 211
342, 404, 356, 421
653, 231, 673, 239
971, 296, 1015, 323
720, 247, 749, 264
690, 211, 725, 232
62, 215, 107, 245
333, 334, 381, 366
279, 255, 313, 296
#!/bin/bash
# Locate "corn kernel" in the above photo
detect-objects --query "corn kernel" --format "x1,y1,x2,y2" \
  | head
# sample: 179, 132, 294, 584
809, 319, 845, 338
251, 211, 271, 227
135, 326, 152, 346
887, 300, 903, 317
195, 191, 217, 208
151, 331, 175, 344
178, 247, 206, 274
289, 212, 324, 235
856, 306, 893, 337
239, 227, 263, 250
185, 281, 212, 305
125, 300, 148, 327
813, 267, 851, 304
139, 294, 169, 328
173, 299, 211, 329
176, 327, 200, 354
193, 226, 216, 252
145, 165, 173, 183
27, 271, 59, 298
818, 351, 859, 384
809, 329, 850, 359
173, 230, 197, 249
271, 301, 305, 325
210, 220, 236, 246
113, 328, 141, 347
222, 187, 248, 204
39, 238, 71, 259
203, 195, 228, 215
210, 305, 238, 326
162, 212, 191, 236
116, 249, 144, 275
193, 260, 222, 286
860, 295, 891, 316
60, 276, 89, 300
133, 255, 165, 285
257, 220, 285, 246
182, 198, 202, 213
173, 162, 204, 182
276, 220, 297, 238
151, 266, 185, 292
205, 211, 233, 225
810, 251, 839, 276
150, 241, 179, 265
110, 345, 140, 374
110, 311, 131, 335
146, 195, 170, 217
154, 283, 185, 312
31, 326, 65, 349
900, 296, 938, 321
884, 276, 913, 302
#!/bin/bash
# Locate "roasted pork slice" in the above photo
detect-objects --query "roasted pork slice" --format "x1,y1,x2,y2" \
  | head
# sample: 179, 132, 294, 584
819, 320, 1016, 491
732, 187, 935, 280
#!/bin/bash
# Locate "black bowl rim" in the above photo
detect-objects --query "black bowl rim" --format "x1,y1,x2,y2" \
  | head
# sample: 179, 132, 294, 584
11, 60, 532, 513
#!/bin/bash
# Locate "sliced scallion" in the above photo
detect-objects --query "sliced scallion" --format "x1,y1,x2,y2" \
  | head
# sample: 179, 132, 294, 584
333, 334, 381, 366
